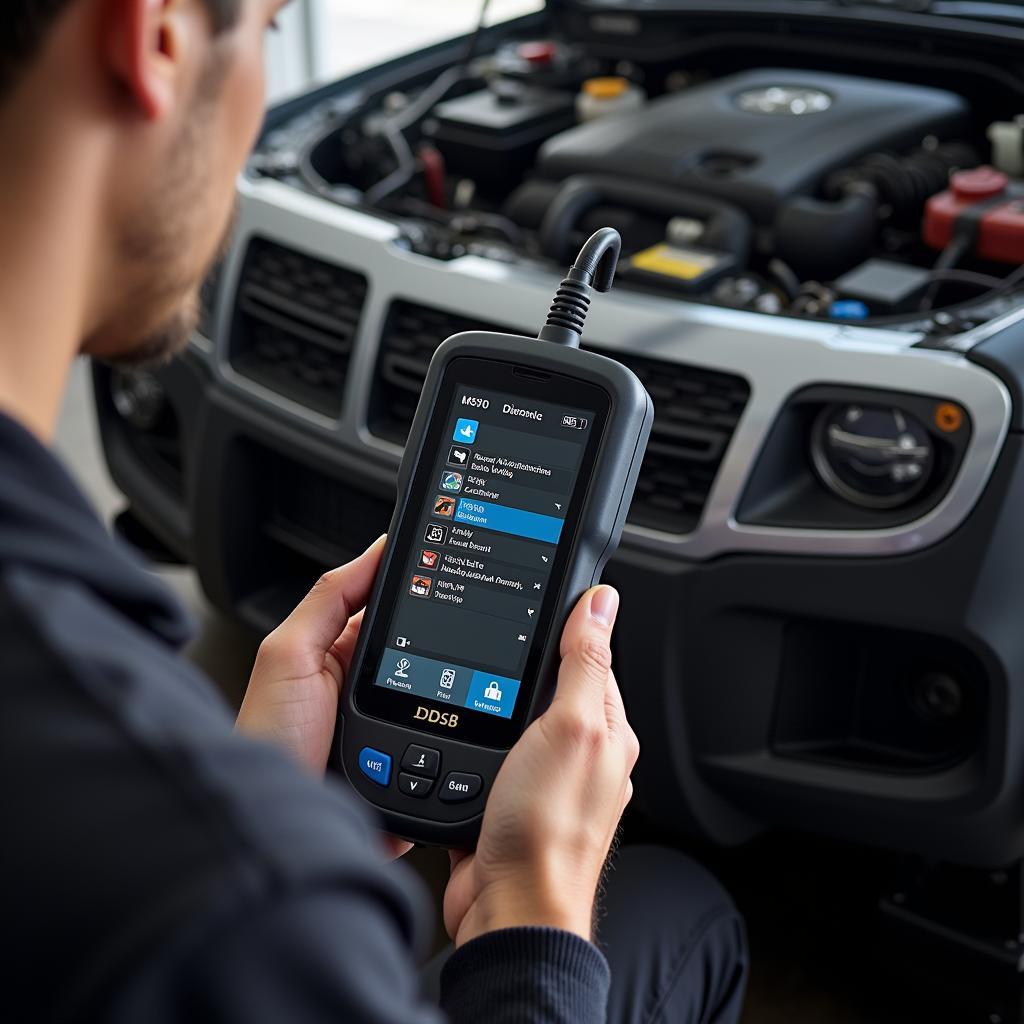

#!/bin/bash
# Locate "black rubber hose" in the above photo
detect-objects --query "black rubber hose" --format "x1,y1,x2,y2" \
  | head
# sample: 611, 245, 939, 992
539, 174, 752, 266
538, 228, 622, 346
571, 226, 621, 293
826, 142, 978, 222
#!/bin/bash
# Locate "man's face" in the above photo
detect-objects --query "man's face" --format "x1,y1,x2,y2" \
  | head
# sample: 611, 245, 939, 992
83, 0, 285, 366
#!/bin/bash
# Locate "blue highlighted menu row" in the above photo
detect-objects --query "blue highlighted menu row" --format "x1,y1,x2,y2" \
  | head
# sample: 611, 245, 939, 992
454, 498, 563, 544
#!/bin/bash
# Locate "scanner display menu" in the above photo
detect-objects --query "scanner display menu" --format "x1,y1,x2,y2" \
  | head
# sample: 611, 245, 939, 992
373, 385, 594, 720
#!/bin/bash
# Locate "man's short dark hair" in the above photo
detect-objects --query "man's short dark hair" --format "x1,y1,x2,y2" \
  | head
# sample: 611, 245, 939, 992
1, 0, 242, 98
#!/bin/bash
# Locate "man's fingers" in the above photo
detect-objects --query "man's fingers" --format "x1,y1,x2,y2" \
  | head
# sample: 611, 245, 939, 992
558, 585, 618, 658
603, 663, 627, 721
329, 608, 364, 673
382, 835, 414, 861
622, 779, 634, 813
449, 848, 472, 872
265, 537, 385, 671
552, 586, 619, 716
321, 609, 365, 688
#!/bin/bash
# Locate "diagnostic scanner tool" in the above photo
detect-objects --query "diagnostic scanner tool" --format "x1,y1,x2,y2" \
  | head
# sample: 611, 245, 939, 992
335, 229, 653, 846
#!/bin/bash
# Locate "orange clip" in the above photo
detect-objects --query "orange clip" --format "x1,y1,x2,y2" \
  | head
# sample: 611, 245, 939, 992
934, 403, 963, 433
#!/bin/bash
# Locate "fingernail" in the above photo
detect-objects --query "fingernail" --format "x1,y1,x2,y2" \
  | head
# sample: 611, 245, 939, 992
590, 586, 619, 627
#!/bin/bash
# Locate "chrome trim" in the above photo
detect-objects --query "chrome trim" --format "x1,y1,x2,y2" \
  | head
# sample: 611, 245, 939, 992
206, 176, 1013, 561
941, 301, 1024, 353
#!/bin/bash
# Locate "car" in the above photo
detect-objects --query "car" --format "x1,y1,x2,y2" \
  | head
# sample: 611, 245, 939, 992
93, 0, 1024, 1012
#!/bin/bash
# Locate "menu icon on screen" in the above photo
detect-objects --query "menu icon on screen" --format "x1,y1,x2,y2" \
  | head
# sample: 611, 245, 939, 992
440, 471, 464, 493
453, 418, 478, 443
433, 495, 456, 518
448, 445, 470, 467
424, 523, 448, 545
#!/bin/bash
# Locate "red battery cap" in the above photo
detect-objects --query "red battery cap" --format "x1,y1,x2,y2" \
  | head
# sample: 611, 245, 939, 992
951, 166, 1010, 201
517, 41, 558, 66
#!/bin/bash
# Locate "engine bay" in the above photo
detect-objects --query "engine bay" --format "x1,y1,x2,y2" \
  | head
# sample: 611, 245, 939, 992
250, 12, 1024, 336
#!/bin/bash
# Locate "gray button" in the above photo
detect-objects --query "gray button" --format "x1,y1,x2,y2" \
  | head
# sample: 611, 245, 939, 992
438, 772, 483, 803
401, 745, 440, 778
398, 773, 434, 798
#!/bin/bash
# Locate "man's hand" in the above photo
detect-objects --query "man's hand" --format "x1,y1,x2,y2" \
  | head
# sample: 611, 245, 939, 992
443, 585, 638, 946
236, 537, 412, 859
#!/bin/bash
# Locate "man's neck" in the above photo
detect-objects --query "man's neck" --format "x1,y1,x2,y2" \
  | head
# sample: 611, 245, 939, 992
0, 257, 83, 444
0, 101, 101, 444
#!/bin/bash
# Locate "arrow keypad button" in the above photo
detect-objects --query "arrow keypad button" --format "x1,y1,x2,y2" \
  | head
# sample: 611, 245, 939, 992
398, 772, 434, 798
401, 744, 440, 778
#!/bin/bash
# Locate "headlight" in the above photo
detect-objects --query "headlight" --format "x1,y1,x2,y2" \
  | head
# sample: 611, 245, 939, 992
811, 403, 934, 509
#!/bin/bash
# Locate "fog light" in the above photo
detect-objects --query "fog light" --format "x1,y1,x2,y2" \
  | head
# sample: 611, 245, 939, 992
110, 369, 165, 431
811, 403, 934, 509
911, 672, 964, 721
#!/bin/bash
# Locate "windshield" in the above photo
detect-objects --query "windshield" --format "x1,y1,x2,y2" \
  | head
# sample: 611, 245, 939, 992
572, 0, 1024, 19
319, 0, 544, 80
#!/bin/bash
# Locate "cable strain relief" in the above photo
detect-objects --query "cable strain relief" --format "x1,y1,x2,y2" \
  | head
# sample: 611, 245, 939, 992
540, 275, 592, 346
538, 323, 581, 346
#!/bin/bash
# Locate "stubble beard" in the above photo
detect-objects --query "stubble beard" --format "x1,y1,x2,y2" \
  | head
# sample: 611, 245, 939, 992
93, 54, 235, 370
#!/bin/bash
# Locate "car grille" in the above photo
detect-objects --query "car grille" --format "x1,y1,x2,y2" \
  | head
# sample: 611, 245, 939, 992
368, 300, 521, 444
126, 411, 185, 498
369, 300, 749, 535
267, 451, 394, 563
602, 350, 749, 534
197, 260, 223, 341
228, 237, 367, 417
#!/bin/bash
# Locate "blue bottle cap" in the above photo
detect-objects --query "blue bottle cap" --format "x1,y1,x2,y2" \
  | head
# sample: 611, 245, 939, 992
829, 299, 870, 320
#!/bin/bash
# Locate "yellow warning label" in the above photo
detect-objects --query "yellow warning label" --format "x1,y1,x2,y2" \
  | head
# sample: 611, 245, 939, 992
629, 244, 719, 280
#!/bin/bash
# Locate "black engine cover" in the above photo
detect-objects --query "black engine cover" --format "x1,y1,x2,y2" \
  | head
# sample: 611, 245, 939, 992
536, 69, 967, 224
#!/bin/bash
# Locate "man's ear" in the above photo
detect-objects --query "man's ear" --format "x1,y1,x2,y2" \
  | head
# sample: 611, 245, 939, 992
103, 0, 196, 121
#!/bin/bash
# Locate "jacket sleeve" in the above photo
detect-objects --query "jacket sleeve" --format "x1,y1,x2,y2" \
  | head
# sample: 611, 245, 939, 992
108, 891, 609, 1024
441, 927, 610, 1024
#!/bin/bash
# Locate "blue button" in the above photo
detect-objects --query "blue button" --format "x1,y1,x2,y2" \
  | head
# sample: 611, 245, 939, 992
358, 747, 392, 786
453, 418, 479, 443
466, 671, 522, 719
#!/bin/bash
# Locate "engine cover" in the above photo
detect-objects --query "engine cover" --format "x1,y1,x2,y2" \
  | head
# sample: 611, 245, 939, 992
535, 69, 967, 224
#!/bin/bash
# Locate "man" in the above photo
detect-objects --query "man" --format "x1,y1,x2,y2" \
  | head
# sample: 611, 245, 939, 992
0, 2, 748, 1021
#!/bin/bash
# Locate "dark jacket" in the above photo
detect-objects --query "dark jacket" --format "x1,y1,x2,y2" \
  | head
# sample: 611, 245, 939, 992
0, 410, 608, 1023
